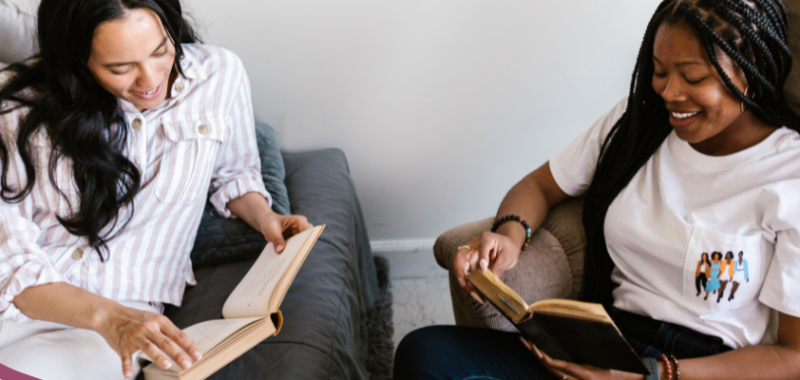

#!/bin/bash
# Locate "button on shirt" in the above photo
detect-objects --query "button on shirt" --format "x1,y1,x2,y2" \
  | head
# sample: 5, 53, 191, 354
0, 44, 271, 322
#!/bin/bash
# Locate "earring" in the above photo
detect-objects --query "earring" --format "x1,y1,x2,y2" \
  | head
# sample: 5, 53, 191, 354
740, 86, 749, 113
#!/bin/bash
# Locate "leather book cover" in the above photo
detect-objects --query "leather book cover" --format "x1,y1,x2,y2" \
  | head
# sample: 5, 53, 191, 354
517, 313, 649, 375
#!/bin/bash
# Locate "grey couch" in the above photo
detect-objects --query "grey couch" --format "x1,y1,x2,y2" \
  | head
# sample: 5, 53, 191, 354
0, 3, 380, 378
434, 2, 800, 337
165, 149, 380, 379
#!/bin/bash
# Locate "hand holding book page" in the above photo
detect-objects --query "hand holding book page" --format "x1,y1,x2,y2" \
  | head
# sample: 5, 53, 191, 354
222, 225, 323, 318
140, 225, 325, 380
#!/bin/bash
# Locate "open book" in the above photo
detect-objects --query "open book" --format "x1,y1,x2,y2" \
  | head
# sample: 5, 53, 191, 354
467, 268, 649, 375
141, 225, 325, 380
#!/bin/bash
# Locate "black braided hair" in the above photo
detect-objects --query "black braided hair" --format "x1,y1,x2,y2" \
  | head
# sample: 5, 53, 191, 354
580, 0, 800, 308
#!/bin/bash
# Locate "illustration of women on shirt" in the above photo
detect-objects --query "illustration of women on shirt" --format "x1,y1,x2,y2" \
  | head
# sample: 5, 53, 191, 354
716, 251, 735, 303
728, 251, 749, 301
704, 251, 722, 300
695, 252, 711, 297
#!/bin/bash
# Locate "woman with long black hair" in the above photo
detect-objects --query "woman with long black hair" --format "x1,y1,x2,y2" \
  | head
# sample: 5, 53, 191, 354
396, 0, 800, 379
0, 0, 311, 378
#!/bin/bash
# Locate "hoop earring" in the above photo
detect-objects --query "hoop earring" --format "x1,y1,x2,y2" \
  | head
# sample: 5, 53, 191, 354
740, 86, 749, 113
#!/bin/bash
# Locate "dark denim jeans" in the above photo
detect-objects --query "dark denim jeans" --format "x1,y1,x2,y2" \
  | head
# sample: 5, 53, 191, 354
393, 308, 731, 380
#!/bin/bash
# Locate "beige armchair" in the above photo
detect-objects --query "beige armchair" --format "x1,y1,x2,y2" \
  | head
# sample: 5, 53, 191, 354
434, 2, 800, 333
434, 198, 586, 332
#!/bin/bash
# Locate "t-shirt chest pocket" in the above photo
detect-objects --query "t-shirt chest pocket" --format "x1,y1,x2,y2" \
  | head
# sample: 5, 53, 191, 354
155, 114, 230, 204
682, 226, 763, 311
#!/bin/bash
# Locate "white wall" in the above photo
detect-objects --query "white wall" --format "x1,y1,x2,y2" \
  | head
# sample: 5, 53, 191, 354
10, 0, 661, 248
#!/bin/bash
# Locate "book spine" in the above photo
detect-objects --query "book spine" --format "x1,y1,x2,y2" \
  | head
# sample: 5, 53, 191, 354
516, 317, 575, 362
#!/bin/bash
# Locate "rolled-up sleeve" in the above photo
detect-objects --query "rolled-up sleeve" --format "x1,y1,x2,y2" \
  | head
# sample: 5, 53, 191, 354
208, 53, 271, 218
0, 106, 65, 322
0, 204, 65, 323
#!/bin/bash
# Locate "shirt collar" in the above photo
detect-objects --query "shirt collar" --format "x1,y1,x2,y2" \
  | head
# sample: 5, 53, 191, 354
177, 44, 207, 81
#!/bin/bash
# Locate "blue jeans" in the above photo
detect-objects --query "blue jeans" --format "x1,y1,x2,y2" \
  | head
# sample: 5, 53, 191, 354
393, 308, 731, 380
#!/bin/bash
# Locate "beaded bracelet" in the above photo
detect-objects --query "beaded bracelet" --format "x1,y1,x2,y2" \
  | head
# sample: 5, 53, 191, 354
491, 215, 532, 251
659, 354, 674, 380
669, 355, 681, 380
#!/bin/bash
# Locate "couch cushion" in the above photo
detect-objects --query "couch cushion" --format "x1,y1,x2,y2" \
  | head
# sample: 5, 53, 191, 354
786, 0, 800, 115
166, 149, 379, 380
189, 201, 267, 269
255, 121, 290, 215
0, 0, 36, 64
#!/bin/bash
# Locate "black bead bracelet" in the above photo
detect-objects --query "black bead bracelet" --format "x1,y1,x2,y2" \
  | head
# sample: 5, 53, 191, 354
491, 214, 532, 251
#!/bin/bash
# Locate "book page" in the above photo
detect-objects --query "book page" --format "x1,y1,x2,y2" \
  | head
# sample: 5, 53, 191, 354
530, 299, 611, 321
222, 226, 323, 319
140, 317, 262, 372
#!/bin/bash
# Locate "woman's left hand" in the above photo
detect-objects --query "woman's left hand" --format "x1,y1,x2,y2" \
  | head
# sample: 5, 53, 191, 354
520, 338, 644, 380
226, 192, 313, 253
256, 213, 313, 253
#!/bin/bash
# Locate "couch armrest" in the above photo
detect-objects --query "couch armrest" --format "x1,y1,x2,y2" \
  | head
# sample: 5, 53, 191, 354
433, 197, 586, 331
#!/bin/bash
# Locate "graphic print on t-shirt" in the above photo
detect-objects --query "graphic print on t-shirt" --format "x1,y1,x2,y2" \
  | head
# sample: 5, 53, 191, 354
683, 227, 761, 311
694, 251, 750, 304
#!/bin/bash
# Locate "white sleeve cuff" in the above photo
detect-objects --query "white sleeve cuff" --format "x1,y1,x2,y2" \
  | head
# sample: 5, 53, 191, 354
209, 176, 272, 218
0, 259, 65, 323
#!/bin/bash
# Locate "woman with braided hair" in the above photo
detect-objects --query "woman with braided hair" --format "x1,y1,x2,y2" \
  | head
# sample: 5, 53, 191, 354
395, 0, 800, 379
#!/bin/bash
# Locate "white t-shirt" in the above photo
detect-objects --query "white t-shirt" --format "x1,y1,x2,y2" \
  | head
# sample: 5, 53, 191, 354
550, 97, 800, 349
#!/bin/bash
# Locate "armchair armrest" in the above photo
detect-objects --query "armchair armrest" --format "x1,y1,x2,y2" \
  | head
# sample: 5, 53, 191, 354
433, 197, 586, 331
433, 217, 494, 270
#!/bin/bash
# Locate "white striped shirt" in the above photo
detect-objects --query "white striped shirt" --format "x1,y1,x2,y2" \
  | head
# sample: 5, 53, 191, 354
0, 44, 271, 323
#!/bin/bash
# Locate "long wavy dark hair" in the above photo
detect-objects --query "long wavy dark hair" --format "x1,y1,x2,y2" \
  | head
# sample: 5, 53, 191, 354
581, 0, 800, 308
0, 0, 199, 260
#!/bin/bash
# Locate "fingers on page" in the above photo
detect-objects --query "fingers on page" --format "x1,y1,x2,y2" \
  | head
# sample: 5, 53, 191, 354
168, 329, 201, 360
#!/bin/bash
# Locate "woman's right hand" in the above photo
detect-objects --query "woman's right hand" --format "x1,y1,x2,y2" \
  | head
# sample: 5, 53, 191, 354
95, 304, 201, 378
453, 231, 523, 294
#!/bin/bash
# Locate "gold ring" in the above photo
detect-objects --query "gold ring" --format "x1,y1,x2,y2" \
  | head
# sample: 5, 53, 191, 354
561, 375, 567, 380
457, 245, 472, 252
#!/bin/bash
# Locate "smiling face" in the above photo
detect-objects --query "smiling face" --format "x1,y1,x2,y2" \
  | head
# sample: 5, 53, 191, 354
651, 20, 776, 155
87, 8, 176, 112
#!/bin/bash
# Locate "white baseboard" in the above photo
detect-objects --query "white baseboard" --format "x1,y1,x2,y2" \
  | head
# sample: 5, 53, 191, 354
371, 239, 447, 279
370, 239, 436, 253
